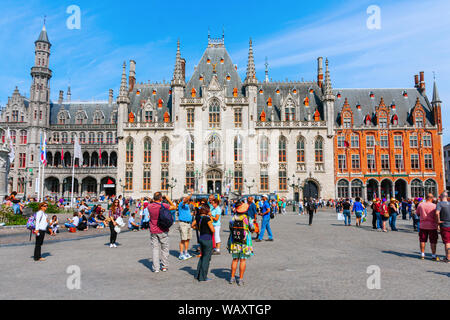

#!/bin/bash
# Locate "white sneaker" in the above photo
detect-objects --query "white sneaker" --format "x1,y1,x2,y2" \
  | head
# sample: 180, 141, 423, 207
185, 253, 193, 259
178, 253, 186, 260
113, 244, 117, 248
110, 244, 114, 248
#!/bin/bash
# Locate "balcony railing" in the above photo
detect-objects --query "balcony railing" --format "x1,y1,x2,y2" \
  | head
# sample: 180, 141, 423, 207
45, 166, 117, 174
180, 98, 203, 105
124, 122, 174, 129
225, 97, 249, 105
256, 120, 327, 128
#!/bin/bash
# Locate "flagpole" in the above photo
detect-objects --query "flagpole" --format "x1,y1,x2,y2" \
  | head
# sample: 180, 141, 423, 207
41, 159, 45, 202
38, 159, 41, 202
71, 152, 75, 208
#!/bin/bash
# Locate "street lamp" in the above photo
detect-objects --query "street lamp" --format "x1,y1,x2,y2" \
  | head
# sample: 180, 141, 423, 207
288, 174, 301, 211
167, 177, 177, 199
224, 169, 233, 195
244, 178, 255, 195
119, 178, 125, 196
194, 169, 202, 193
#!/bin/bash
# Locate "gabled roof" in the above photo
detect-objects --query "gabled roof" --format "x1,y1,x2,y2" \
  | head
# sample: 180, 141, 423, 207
49, 101, 117, 125
333, 88, 433, 127
36, 25, 50, 44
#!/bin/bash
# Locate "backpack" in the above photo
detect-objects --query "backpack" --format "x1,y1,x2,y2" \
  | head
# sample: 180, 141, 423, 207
157, 203, 174, 230
27, 212, 43, 241
231, 218, 246, 244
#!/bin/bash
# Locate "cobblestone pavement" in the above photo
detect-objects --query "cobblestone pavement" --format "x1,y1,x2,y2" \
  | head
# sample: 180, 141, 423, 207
0, 209, 449, 300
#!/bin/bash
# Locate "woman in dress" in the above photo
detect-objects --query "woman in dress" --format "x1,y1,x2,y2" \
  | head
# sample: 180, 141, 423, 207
228, 201, 254, 286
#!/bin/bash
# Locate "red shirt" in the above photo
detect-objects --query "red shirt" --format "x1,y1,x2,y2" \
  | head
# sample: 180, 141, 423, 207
148, 202, 170, 234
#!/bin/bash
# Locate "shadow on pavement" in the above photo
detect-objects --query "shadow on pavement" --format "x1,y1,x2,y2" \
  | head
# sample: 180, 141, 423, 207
381, 250, 422, 260
29, 252, 52, 259
210, 268, 230, 280
138, 258, 153, 271
180, 266, 197, 276
427, 270, 449, 277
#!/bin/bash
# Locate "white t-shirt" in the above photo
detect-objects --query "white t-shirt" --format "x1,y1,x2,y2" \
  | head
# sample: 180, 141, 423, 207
35, 210, 48, 231
72, 216, 80, 227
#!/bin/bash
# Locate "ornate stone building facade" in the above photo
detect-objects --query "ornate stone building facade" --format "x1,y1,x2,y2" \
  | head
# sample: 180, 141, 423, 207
0, 25, 118, 199
0, 25, 445, 200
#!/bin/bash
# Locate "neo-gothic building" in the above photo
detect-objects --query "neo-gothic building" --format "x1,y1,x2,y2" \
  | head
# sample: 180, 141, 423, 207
0, 25, 445, 201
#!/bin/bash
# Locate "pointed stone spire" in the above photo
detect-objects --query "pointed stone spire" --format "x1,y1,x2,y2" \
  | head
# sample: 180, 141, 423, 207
67, 86, 71, 102
36, 23, 50, 45
244, 38, 257, 86
264, 57, 269, 83
171, 39, 185, 87
323, 58, 334, 100
117, 61, 130, 104
432, 79, 441, 104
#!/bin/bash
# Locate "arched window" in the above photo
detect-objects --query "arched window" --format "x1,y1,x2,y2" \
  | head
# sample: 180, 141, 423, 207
209, 99, 220, 128
234, 136, 242, 162
58, 112, 66, 124
191, 88, 196, 98
378, 112, 388, 128
337, 180, 349, 198
79, 132, 86, 144
260, 136, 269, 162
186, 135, 194, 162
161, 137, 169, 163
71, 132, 76, 144
351, 179, 363, 198
315, 136, 324, 163
285, 101, 295, 121
279, 136, 287, 163
76, 112, 86, 125
208, 135, 220, 165
392, 114, 399, 125
126, 138, 133, 163
93, 112, 103, 124
144, 138, 151, 163
343, 113, 352, 128
415, 111, 424, 127
411, 179, 423, 198
106, 132, 113, 144
424, 179, 437, 197
97, 132, 103, 144
88, 132, 95, 144
61, 132, 68, 144
19, 130, 27, 144
53, 132, 60, 143
297, 137, 305, 163
10, 130, 16, 144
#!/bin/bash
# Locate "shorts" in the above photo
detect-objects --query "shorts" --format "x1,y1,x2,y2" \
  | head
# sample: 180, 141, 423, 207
214, 225, 221, 243
440, 227, 450, 244
178, 221, 192, 241
232, 252, 251, 260
355, 211, 362, 218
419, 229, 438, 244
381, 215, 389, 221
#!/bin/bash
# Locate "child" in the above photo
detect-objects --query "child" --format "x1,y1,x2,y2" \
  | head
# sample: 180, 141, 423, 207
128, 213, 140, 231
49, 215, 59, 235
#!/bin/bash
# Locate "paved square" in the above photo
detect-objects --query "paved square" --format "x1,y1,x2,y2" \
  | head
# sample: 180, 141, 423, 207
0, 209, 448, 300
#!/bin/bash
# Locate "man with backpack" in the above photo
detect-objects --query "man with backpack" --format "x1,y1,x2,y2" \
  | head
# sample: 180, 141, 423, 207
305, 197, 316, 226
148, 192, 176, 273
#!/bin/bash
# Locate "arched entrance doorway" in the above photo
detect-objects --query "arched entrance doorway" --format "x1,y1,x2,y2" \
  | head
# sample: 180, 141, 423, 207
303, 180, 319, 200
394, 179, 407, 200
63, 177, 79, 198
206, 170, 222, 194
367, 179, 379, 200
100, 177, 116, 196
45, 177, 59, 195
381, 179, 393, 199
81, 177, 97, 196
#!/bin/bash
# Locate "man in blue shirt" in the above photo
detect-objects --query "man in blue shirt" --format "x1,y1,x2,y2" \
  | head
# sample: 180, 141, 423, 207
247, 196, 258, 238
256, 195, 273, 242
178, 192, 194, 260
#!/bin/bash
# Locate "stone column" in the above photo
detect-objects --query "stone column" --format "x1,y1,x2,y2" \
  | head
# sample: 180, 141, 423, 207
0, 144, 10, 200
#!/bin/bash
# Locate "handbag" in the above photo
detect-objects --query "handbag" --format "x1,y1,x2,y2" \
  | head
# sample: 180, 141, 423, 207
115, 217, 125, 227
114, 225, 121, 233
337, 213, 345, 221
253, 221, 260, 234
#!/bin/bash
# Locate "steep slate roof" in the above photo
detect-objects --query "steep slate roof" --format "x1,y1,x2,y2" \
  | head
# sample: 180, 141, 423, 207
129, 83, 172, 120
256, 82, 323, 121
333, 88, 434, 127
49, 102, 117, 125
185, 44, 244, 97
36, 25, 50, 44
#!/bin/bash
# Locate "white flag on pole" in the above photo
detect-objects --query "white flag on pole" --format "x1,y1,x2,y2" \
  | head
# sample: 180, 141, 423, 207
74, 134, 82, 161
6, 128, 14, 162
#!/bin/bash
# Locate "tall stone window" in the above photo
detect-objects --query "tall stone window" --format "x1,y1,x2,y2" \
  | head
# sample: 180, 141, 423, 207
259, 136, 269, 162
234, 136, 242, 162
126, 138, 134, 163
19, 130, 27, 144
161, 137, 169, 163
161, 169, 168, 191
424, 179, 437, 197
314, 136, 324, 163
125, 170, 133, 191
337, 179, 349, 198
297, 137, 305, 163
88, 132, 95, 144
187, 109, 194, 128
79, 132, 86, 144
351, 180, 363, 198
208, 135, 220, 165
209, 99, 220, 128
97, 132, 103, 144
62, 132, 68, 144
279, 136, 287, 163
144, 138, 151, 163
106, 132, 113, 144
278, 170, 287, 191
186, 171, 195, 190
260, 171, 268, 192
143, 170, 151, 191
411, 179, 423, 198
234, 170, 243, 192
234, 109, 242, 128
186, 135, 194, 162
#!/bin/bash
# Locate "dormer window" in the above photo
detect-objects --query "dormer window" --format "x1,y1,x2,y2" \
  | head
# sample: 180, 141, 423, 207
267, 97, 272, 106
378, 112, 388, 128
207, 58, 211, 64
199, 75, 204, 81
365, 115, 371, 126
259, 89, 264, 94
260, 111, 266, 122
304, 97, 309, 106
391, 103, 396, 110
392, 114, 399, 125
309, 88, 314, 94
226, 74, 231, 81
337, 93, 341, 99
152, 89, 156, 95
276, 89, 280, 94
220, 58, 224, 64
293, 89, 297, 94
136, 90, 140, 96
233, 88, 238, 97
403, 91, 408, 98
356, 104, 361, 110
370, 92, 375, 99
415, 111, 424, 127
343, 113, 352, 128
191, 88, 196, 98
158, 99, 163, 108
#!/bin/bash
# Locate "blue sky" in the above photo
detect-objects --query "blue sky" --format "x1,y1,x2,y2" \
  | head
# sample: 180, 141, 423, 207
1, 0, 450, 143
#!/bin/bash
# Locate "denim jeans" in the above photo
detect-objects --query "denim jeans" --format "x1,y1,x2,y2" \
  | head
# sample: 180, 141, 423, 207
375, 212, 382, 229
343, 210, 351, 225
258, 217, 273, 240
65, 223, 76, 228
389, 213, 398, 230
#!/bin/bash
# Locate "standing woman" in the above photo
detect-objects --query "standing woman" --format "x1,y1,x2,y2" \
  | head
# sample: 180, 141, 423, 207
34, 202, 49, 261
191, 204, 215, 282
108, 199, 122, 248
228, 201, 254, 286
352, 197, 365, 227
380, 198, 389, 232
